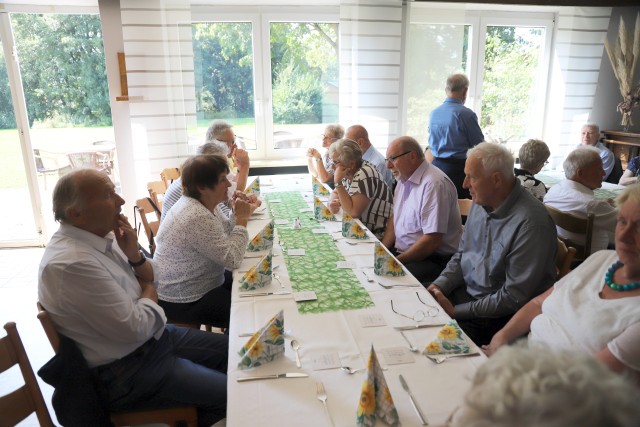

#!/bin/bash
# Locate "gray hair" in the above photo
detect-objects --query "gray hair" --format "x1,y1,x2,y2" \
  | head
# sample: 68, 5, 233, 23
446, 73, 470, 93
52, 169, 101, 222
563, 146, 601, 179
519, 139, 550, 171
583, 123, 600, 134
615, 181, 640, 210
450, 345, 640, 427
325, 124, 345, 140
467, 142, 514, 178
394, 136, 425, 160
328, 138, 363, 165
197, 141, 229, 157
205, 119, 233, 143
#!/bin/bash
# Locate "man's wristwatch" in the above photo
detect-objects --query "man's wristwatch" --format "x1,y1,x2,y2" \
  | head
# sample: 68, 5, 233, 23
128, 250, 147, 267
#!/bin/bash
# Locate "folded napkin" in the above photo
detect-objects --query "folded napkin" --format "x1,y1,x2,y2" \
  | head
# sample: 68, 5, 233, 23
245, 177, 260, 196
314, 196, 337, 221
356, 345, 400, 427
342, 213, 369, 240
247, 220, 275, 251
373, 242, 406, 277
238, 310, 285, 369
312, 176, 331, 197
239, 252, 273, 291
424, 320, 471, 355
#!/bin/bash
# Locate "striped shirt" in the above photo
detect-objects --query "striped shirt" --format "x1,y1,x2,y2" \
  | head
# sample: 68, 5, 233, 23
345, 161, 394, 239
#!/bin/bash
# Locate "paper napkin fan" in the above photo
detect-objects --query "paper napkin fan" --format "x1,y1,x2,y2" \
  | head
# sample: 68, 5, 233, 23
237, 310, 285, 369
356, 345, 400, 427
312, 176, 331, 197
238, 252, 273, 291
342, 213, 369, 240
424, 320, 471, 355
313, 196, 337, 221
373, 242, 406, 276
247, 220, 275, 251
245, 177, 260, 196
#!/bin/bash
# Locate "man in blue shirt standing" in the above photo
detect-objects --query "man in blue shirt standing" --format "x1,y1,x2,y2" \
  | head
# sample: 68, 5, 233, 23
428, 74, 484, 199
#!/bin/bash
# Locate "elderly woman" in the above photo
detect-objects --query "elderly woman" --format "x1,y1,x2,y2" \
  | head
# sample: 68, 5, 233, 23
154, 154, 251, 328
327, 138, 393, 239
484, 183, 640, 378
515, 138, 550, 202
619, 154, 639, 186
307, 124, 344, 188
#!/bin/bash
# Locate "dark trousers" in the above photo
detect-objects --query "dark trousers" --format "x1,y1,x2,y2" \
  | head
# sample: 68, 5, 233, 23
448, 286, 512, 346
93, 325, 229, 427
159, 270, 233, 328
433, 157, 469, 199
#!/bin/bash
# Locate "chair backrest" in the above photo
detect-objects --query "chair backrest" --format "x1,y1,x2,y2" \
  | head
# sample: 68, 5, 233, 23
160, 167, 180, 189
36, 302, 60, 353
147, 181, 166, 220
135, 198, 161, 255
545, 204, 595, 259
0, 322, 55, 427
457, 199, 473, 217
555, 238, 577, 279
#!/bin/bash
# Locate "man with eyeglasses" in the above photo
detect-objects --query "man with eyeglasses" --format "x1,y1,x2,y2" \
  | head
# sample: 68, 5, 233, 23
381, 136, 462, 285
345, 124, 394, 188
206, 119, 251, 194
307, 124, 344, 188
428, 73, 484, 199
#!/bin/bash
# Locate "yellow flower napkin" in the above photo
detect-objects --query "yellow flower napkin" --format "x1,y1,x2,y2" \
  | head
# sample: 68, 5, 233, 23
373, 242, 406, 277
312, 176, 331, 197
314, 196, 337, 221
356, 345, 400, 427
247, 220, 274, 251
342, 213, 369, 240
239, 252, 272, 291
237, 310, 285, 369
245, 177, 260, 196
424, 320, 471, 355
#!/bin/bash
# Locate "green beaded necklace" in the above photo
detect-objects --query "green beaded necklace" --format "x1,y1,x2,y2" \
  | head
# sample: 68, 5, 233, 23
605, 261, 640, 292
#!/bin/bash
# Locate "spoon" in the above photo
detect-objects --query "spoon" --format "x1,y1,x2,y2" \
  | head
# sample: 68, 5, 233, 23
400, 331, 419, 353
341, 366, 363, 375
291, 340, 302, 368
361, 270, 374, 283
272, 273, 284, 288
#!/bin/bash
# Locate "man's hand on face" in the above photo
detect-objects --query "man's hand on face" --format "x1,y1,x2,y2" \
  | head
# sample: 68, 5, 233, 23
234, 148, 250, 170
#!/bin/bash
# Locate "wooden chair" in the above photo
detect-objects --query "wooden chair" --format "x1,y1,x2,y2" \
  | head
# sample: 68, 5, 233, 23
545, 204, 595, 260
135, 198, 160, 255
36, 305, 198, 427
1, 322, 55, 427
555, 238, 577, 279
458, 198, 473, 226
147, 181, 167, 220
160, 167, 181, 189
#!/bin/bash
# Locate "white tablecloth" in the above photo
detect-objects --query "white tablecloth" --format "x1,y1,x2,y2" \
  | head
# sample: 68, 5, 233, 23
227, 175, 485, 426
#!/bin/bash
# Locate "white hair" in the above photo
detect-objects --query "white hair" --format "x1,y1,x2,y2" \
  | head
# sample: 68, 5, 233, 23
563, 146, 601, 179
450, 345, 640, 427
197, 141, 229, 156
582, 123, 600, 134
205, 119, 233, 143
467, 142, 514, 178
328, 138, 362, 164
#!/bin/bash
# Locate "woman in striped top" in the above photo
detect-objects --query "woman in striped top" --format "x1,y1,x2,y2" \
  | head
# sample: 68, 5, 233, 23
327, 138, 393, 239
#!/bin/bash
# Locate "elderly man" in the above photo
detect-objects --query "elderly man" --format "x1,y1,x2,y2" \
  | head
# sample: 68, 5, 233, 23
206, 119, 251, 192
38, 169, 228, 426
427, 142, 557, 346
428, 73, 485, 199
381, 136, 462, 284
543, 146, 616, 253
579, 123, 614, 181
307, 123, 344, 188
345, 124, 394, 188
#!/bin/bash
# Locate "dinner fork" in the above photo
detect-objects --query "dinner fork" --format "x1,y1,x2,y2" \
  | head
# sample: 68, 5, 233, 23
316, 382, 334, 427
376, 281, 419, 289
425, 352, 481, 364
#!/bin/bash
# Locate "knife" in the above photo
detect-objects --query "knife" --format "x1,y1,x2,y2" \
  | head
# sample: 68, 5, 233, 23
399, 374, 428, 425
237, 372, 309, 382
238, 291, 291, 297
394, 323, 445, 331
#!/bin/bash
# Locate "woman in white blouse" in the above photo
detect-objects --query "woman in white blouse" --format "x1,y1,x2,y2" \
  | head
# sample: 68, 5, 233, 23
154, 154, 251, 328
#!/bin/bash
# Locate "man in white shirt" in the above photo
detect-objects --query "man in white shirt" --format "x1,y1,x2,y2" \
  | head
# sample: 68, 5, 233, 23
345, 124, 395, 188
544, 146, 616, 253
38, 169, 228, 426
579, 123, 614, 180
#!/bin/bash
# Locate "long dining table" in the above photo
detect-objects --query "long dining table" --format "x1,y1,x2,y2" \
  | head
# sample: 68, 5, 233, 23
226, 174, 485, 427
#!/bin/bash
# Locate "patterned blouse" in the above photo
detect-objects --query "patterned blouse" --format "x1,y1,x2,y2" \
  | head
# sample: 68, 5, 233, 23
627, 156, 640, 176
515, 167, 547, 202
344, 160, 394, 239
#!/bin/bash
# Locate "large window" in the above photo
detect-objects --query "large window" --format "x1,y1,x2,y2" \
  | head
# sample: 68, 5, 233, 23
191, 10, 339, 160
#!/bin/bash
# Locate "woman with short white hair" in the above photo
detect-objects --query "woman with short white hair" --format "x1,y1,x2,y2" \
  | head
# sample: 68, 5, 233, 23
515, 139, 550, 202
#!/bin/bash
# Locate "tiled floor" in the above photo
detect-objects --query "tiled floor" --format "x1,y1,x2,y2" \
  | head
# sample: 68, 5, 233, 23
0, 247, 55, 426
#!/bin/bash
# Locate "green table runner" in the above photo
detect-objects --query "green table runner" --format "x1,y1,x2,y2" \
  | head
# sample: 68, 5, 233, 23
265, 191, 374, 314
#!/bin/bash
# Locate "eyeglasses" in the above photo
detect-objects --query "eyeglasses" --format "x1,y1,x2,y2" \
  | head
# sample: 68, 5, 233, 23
331, 159, 341, 167
322, 134, 338, 141
390, 292, 440, 322
385, 151, 411, 163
